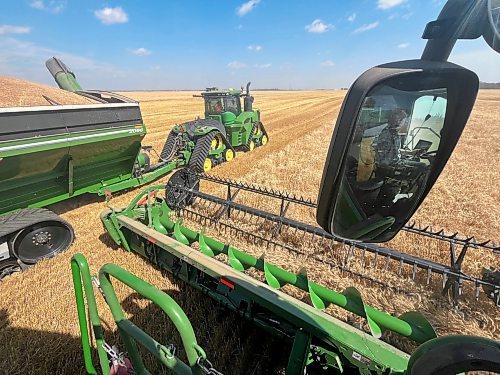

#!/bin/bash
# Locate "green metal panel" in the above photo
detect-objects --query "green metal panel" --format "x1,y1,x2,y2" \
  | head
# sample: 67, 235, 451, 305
0, 129, 143, 213
0, 104, 183, 216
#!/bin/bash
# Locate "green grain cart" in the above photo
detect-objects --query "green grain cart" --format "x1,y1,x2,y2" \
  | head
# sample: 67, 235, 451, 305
160, 83, 268, 172
0, 57, 184, 279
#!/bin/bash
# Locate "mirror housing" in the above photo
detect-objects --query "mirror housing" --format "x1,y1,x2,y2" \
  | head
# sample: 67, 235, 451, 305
316, 59, 479, 242
484, 0, 500, 53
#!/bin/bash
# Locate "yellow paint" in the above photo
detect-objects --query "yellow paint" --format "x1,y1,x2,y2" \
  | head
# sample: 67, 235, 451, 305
225, 149, 234, 161
203, 158, 212, 172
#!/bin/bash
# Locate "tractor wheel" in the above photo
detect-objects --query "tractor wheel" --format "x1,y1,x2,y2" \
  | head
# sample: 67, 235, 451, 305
189, 132, 218, 173
11, 221, 75, 265
248, 140, 255, 151
160, 131, 178, 161
260, 134, 268, 146
224, 148, 234, 162
0, 259, 21, 281
203, 158, 212, 172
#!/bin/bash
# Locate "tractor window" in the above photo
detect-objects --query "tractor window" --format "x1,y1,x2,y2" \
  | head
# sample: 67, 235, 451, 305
224, 96, 241, 115
206, 98, 225, 114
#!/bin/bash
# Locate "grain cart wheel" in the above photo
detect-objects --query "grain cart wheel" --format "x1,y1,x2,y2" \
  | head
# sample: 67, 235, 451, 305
11, 221, 74, 265
189, 132, 218, 173
0, 259, 22, 280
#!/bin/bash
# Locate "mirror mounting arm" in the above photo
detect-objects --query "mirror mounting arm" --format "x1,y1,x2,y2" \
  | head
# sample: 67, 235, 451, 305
421, 0, 486, 61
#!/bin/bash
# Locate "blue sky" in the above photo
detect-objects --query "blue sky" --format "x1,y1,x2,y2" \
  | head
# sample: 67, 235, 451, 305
0, 0, 498, 90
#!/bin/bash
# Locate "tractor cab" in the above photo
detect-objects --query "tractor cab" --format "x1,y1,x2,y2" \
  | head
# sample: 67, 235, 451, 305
202, 88, 242, 118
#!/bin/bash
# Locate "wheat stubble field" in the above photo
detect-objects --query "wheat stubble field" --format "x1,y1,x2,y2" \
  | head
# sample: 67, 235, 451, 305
0, 88, 499, 374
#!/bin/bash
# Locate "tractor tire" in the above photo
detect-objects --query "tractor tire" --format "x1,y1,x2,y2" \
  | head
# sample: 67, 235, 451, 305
160, 131, 178, 162
241, 122, 258, 152
255, 122, 269, 147
188, 132, 217, 173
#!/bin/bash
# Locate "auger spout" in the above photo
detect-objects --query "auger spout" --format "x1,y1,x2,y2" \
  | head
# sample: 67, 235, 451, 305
45, 56, 83, 92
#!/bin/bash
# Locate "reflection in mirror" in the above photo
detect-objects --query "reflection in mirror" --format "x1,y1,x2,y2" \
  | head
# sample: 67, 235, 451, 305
332, 82, 447, 241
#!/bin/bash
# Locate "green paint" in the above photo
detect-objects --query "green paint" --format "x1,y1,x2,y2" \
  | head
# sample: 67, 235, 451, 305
71, 253, 209, 375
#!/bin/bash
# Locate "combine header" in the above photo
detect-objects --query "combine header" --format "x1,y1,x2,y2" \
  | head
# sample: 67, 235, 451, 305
71, 0, 500, 374
161, 83, 268, 172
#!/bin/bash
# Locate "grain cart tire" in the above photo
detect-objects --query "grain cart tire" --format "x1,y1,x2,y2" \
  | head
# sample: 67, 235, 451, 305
11, 219, 74, 265
160, 131, 178, 162
0, 259, 22, 280
188, 132, 217, 173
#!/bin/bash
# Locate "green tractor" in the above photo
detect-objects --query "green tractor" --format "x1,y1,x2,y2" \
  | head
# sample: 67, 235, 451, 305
160, 82, 268, 172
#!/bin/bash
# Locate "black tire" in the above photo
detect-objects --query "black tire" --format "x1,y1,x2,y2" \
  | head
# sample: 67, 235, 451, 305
241, 122, 258, 152
11, 220, 75, 264
165, 169, 200, 209
0, 259, 22, 281
188, 132, 217, 173
160, 131, 178, 161
407, 336, 500, 375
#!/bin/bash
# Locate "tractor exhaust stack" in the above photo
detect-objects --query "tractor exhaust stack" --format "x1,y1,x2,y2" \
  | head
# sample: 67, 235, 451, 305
244, 81, 254, 112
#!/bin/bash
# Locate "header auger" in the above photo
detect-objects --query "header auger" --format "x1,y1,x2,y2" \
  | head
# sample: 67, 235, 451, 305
160, 82, 268, 173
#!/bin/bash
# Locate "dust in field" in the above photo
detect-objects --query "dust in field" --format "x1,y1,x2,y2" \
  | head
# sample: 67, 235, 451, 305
0, 90, 498, 374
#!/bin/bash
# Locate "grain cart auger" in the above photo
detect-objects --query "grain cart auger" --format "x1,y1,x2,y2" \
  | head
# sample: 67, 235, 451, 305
160, 82, 268, 173
0, 57, 186, 280
74, 1, 500, 374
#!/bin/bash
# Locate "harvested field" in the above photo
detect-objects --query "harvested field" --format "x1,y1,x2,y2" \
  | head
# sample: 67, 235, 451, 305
0, 89, 498, 374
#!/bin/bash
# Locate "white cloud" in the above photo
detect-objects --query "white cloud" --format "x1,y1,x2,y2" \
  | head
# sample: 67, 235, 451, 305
320, 60, 335, 67
353, 21, 380, 34
347, 13, 357, 22
130, 47, 151, 56
94, 7, 128, 25
248, 45, 262, 51
305, 19, 333, 33
236, 24, 243, 30
377, 0, 407, 10
397, 42, 410, 48
0, 37, 126, 88
0, 25, 32, 35
30, 0, 65, 13
227, 61, 246, 69
254, 63, 271, 68
237, 0, 260, 16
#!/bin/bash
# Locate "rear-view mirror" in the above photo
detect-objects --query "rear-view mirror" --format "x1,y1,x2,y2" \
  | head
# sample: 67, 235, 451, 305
316, 60, 479, 242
